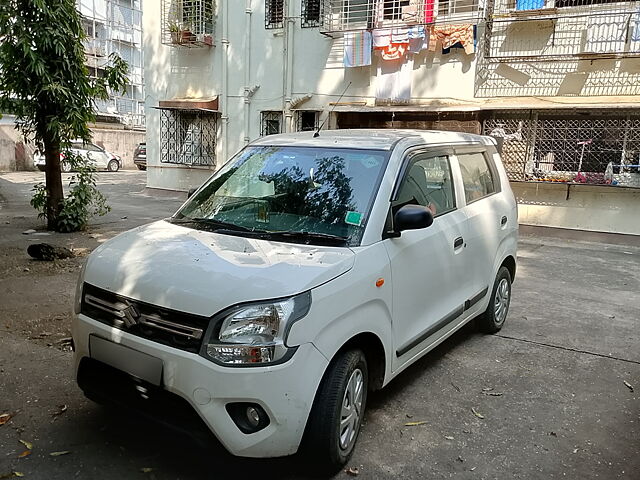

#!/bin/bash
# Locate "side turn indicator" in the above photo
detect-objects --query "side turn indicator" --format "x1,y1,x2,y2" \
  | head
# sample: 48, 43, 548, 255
375, 278, 385, 288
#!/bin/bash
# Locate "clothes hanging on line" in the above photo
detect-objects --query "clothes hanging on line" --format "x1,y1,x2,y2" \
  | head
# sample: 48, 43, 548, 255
374, 25, 427, 60
376, 57, 414, 102
344, 30, 373, 67
429, 24, 475, 55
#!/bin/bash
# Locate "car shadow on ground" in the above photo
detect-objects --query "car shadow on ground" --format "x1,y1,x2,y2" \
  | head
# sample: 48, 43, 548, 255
78, 322, 481, 480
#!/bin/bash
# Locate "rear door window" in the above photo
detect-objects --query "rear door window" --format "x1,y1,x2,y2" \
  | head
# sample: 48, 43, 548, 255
457, 152, 496, 204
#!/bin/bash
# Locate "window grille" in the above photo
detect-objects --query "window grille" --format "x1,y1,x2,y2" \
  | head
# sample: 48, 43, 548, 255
302, 0, 323, 27
161, 0, 215, 47
321, 0, 483, 34
295, 111, 320, 131
266, 0, 285, 29
261, 111, 284, 136
483, 111, 640, 187
160, 110, 218, 166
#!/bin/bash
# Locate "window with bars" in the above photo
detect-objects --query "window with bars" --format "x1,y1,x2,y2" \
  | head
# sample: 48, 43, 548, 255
296, 111, 320, 131
160, 110, 218, 166
261, 111, 283, 136
265, 0, 285, 28
483, 112, 640, 187
302, 0, 323, 27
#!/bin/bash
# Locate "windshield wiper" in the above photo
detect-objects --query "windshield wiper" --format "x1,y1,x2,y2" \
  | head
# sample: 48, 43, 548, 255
170, 217, 253, 232
265, 230, 349, 246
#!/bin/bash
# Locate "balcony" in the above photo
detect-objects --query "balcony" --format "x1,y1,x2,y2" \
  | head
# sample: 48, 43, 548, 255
485, 0, 640, 60
320, 0, 483, 35
161, 0, 215, 48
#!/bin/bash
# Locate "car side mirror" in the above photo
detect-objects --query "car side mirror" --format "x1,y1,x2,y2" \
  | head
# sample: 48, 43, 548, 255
187, 188, 197, 198
394, 204, 434, 233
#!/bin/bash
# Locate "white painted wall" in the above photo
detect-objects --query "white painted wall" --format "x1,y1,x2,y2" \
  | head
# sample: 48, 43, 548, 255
514, 182, 640, 235
143, 0, 479, 191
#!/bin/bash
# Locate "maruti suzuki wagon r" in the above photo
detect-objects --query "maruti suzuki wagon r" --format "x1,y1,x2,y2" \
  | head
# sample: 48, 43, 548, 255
72, 129, 517, 471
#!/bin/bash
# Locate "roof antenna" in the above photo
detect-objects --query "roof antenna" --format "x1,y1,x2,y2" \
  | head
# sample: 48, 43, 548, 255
314, 81, 352, 138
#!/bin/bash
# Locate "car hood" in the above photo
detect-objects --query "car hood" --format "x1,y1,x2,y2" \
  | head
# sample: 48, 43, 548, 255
84, 220, 355, 316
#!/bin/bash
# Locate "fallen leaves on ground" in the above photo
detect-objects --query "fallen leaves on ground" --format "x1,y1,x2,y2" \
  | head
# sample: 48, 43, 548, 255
471, 407, 485, 419
0, 473, 24, 479
52, 405, 68, 417
405, 420, 428, 426
19, 440, 32, 450
17, 451, 31, 459
49, 451, 71, 457
0, 414, 11, 426
345, 466, 359, 476
482, 391, 503, 397
140, 468, 153, 474
624, 380, 634, 392
444, 435, 455, 440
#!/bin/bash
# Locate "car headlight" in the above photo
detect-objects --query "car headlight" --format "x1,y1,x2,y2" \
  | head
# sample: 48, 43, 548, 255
203, 292, 311, 366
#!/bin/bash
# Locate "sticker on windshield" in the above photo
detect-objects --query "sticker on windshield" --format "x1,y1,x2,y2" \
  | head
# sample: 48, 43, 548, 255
345, 211, 363, 226
360, 156, 380, 169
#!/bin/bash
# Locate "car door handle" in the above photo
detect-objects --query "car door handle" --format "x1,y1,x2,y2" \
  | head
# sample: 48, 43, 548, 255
501, 216, 508, 226
454, 237, 464, 249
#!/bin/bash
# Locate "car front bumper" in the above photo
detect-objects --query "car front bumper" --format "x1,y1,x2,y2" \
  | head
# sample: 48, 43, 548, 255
72, 313, 329, 457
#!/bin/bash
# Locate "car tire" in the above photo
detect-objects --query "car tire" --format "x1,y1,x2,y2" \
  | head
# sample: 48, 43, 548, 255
303, 349, 368, 474
107, 159, 119, 172
478, 266, 512, 334
136, 164, 146, 171
36, 166, 45, 172
61, 162, 72, 173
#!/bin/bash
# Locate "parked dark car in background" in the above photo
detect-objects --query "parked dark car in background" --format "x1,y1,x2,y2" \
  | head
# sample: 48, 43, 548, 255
134, 142, 146, 170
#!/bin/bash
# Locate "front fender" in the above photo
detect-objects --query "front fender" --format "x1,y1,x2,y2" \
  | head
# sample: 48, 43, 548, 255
286, 243, 394, 386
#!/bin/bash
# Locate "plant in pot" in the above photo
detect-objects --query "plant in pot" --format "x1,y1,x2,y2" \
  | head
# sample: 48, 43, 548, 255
180, 22, 193, 44
168, 19, 181, 44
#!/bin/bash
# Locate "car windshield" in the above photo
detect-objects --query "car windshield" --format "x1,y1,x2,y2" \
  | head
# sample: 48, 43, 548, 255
172, 145, 389, 246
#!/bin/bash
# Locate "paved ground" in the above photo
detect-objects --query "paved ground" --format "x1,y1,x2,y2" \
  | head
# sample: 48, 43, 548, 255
1, 171, 638, 480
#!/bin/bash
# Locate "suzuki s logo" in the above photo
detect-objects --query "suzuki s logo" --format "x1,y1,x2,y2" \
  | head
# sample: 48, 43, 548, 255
119, 304, 140, 328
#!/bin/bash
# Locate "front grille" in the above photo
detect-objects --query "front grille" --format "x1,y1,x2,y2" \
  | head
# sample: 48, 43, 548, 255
81, 283, 209, 353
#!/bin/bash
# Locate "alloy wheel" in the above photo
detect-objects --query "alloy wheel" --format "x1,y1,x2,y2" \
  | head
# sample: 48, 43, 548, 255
494, 278, 510, 325
339, 368, 364, 452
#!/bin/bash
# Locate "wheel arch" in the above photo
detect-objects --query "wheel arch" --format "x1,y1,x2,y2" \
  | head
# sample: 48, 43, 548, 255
331, 332, 387, 392
500, 255, 516, 281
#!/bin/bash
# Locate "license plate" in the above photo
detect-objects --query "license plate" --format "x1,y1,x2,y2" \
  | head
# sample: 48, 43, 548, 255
89, 335, 163, 386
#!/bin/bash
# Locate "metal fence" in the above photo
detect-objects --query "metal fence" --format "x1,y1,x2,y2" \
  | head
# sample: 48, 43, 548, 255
483, 111, 640, 186
320, 0, 483, 34
160, 109, 218, 166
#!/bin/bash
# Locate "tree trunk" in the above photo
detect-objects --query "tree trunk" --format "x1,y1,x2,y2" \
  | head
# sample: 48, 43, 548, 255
43, 131, 64, 230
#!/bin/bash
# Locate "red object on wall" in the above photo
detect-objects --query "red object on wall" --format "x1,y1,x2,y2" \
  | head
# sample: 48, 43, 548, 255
425, 0, 435, 23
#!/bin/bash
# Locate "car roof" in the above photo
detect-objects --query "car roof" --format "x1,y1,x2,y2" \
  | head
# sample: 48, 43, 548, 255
249, 129, 495, 151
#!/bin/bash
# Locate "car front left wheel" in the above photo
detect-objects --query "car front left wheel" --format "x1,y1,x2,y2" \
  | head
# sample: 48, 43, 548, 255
303, 349, 368, 474
107, 159, 119, 172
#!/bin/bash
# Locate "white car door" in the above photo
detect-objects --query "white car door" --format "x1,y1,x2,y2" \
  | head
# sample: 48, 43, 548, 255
384, 150, 473, 369
85, 143, 110, 169
455, 149, 504, 317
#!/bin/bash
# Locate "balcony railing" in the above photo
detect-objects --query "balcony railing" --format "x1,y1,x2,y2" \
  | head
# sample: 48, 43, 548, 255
485, 0, 640, 60
320, 0, 484, 35
161, 0, 215, 48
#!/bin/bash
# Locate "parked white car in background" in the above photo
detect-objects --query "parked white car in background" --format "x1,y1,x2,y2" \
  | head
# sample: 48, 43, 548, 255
72, 129, 518, 472
34, 140, 121, 172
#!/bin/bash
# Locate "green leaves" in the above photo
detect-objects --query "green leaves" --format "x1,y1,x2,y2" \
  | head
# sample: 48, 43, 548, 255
0, 0, 124, 229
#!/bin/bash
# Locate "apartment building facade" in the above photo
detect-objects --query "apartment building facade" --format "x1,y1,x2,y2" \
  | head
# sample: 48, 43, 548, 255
79, 0, 145, 128
144, 0, 640, 235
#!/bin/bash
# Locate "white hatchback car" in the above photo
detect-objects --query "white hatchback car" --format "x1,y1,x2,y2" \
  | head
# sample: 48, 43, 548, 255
34, 140, 121, 172
72, 129, 517, 471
